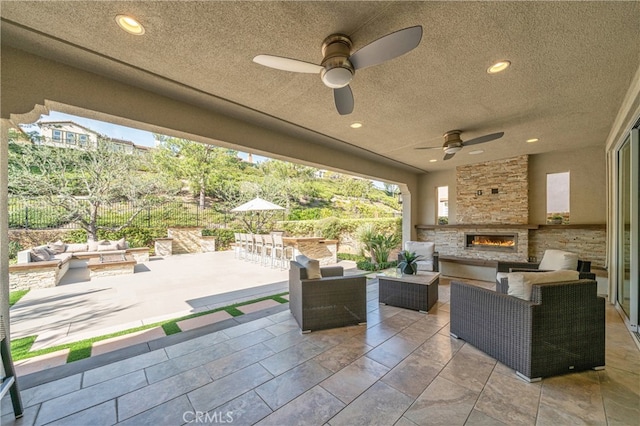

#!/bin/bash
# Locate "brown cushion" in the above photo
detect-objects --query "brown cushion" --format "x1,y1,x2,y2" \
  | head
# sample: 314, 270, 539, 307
66, 243, 89, 253
296, 255, 322, 279
47, 240, 66, 254
97, 244, 119, 251
110, 238, 127, 250
87, 239, 107, 251
30, 246, 51, 262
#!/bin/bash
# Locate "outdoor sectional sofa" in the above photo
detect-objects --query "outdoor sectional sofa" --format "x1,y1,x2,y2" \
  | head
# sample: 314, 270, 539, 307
9, 239, 149, 291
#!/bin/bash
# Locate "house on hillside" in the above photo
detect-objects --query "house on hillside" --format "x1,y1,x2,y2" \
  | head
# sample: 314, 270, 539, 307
35, 121, 149, 154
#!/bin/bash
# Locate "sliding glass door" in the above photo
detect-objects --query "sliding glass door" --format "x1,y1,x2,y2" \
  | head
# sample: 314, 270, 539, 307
616, 127, 639, 332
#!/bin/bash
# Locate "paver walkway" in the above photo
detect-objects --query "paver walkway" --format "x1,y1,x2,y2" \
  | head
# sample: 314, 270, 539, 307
10, 251, 292, 350
9, 252, 354, 377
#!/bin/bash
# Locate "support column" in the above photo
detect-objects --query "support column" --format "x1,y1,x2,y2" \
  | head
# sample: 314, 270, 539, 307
400, 184, 413, 245
1, 120, 10, 335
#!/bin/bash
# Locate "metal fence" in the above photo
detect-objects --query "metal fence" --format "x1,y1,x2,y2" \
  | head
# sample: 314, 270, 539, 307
8, 198, 233, 230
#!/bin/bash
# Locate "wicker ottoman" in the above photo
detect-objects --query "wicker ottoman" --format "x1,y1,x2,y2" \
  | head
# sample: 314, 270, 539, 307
377, 270, 439, 312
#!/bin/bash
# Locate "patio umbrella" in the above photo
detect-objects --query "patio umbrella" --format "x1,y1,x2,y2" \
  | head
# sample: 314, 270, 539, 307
230, 197, 285, 233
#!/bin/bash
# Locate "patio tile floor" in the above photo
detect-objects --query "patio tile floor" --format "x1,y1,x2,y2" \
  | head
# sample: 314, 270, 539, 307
2, 277, 639, 425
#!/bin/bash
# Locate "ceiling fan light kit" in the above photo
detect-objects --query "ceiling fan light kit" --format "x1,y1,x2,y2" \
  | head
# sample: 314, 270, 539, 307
253, 25, 423, 115
416, 129, 504, 161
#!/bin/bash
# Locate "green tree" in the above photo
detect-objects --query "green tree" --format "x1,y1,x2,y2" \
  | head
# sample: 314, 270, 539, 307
8, 139, 170, 241
153, 135, 240, 208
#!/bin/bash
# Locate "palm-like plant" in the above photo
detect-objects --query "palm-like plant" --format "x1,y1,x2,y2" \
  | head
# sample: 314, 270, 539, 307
397, 250, 423, 274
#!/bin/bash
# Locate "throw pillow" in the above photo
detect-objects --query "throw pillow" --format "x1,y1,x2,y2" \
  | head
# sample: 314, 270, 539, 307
30, 246, 51, 262
65, 243, 88, 253
87, 239, 106, 251
110, 238, 127, 250
296, 254, 322, 279
97, 244, 119, 251
507, 270, 580, 301
538, 249, 579, 271
47, 240, 66, 254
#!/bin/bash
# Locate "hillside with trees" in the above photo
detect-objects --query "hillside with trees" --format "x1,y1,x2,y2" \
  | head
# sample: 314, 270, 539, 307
8, 132, 401, 232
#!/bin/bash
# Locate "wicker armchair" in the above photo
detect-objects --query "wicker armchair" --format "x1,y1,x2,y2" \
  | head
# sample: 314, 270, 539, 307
289, 261, 367, 332
496, 255, 594, 288
450, 279, 605, 382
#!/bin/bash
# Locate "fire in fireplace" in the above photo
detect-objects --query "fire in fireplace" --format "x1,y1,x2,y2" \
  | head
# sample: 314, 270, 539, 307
465, 233, 517, 251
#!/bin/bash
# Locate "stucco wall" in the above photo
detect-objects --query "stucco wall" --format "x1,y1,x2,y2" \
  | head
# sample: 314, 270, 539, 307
528, 146, 606, 224
418, 148, 606, 226
417, 169, 456, 225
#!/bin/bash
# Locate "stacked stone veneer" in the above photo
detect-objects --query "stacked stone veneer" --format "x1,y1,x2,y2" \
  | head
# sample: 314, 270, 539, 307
417, 227, 529, 262
529, 227, 606, 268
456, 155, 528, 224
417, 226, 607, 267
9, 261, 69, 291
167, 228, 204, 254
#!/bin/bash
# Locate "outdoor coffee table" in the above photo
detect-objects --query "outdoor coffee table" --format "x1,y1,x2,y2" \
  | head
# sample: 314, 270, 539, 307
377, 270, 439, 312
87, 253, 136, 278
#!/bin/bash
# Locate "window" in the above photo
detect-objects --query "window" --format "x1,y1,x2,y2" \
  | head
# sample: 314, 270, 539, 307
437, 186, 449, 224
78, 134, 88, 146
546, 172, 570, 223
65, 132, 76, 145
52, 130, 62, 141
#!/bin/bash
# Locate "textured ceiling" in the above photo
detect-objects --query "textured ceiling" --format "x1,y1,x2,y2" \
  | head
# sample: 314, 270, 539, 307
2, 1, 639, 172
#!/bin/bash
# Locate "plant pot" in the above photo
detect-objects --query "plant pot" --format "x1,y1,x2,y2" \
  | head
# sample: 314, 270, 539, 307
402, 265, 417, 275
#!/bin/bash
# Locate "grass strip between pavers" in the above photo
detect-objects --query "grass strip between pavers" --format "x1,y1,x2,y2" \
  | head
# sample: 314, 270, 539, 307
9, 290, 30, 307
11, 292, 290, 364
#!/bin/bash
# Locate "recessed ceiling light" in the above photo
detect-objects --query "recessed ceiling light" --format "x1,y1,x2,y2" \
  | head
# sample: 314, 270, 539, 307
429, 159, 437, 163
115, 15, 145, 35
350, 122, 363, 129
469, 149, 484, 155
487, 60, 511, 74
526, 138, 539, 143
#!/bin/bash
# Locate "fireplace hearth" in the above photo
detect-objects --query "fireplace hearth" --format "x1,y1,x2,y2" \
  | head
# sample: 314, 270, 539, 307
465, 233, 517, 251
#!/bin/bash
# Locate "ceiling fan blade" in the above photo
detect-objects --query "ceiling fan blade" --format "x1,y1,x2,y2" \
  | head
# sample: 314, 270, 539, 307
253, 55, 323, 73
334, 85, 354, 115
463, 131, 504, 147
350, 26, 423, 70
415, 146, 442, 150
443, 153, 456, 161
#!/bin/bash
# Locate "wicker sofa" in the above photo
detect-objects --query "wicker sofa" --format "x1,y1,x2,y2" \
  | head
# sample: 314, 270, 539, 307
450, 278, 605, 382
496, 249, 594, 288
289, 260, 367, 332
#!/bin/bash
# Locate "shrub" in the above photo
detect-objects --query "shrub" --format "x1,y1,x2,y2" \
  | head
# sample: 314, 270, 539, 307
202, 228, 241, 251
356, 259, 398, 271
356, 223, 401, 265
337, 253, 367, 262
8, 240, 22, 260
316, 217, 341, 240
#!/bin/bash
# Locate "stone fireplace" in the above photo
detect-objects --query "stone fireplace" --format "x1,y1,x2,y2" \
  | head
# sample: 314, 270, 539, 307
465, 233, 517, 252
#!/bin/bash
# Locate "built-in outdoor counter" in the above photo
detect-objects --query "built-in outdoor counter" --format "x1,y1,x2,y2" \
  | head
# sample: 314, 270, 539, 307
283, 237, 338, 265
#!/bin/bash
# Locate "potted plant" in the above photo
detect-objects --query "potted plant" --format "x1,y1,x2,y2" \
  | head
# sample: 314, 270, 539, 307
397, 250, 423, 275
549, 214, 564, 225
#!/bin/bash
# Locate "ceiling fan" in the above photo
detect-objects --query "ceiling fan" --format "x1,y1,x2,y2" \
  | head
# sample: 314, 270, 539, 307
416, 130, 505, 160
253, 26, 423, 115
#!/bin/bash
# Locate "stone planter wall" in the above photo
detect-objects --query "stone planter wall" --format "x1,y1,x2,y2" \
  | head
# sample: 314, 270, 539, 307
200, 236, 216, 253
167, 228, 203, 254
